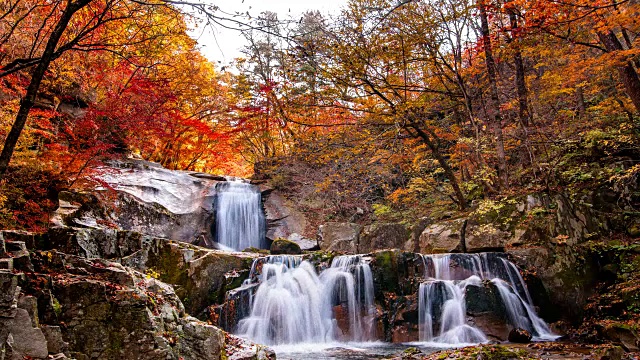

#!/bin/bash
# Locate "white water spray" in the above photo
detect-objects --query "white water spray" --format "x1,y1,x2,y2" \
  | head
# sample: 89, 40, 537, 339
418, 253, 556, 344
237, 255, 376, 345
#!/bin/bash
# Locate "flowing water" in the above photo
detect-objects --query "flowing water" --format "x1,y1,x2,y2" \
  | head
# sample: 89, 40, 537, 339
236, 255, 376, 346
418, 253, 557, 345
226, 252, 557, 358
215, 180, 266, 251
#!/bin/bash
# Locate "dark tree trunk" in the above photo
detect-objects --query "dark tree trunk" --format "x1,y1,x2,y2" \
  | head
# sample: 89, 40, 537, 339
479, 0, 508, 188
597, 31, 640, 114
0, 0, 92, 176
406, 123, 468, 210
576, 86, 586, 117
508, 9, 530, 126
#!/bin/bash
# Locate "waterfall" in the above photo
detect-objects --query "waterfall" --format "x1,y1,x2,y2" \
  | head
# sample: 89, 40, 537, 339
215, 180, 266, 251
236, 255, 376, 345
418, 253, 556, 344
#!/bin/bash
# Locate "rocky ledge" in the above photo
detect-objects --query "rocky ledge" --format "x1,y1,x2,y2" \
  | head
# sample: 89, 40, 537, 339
0, 229, 272, 360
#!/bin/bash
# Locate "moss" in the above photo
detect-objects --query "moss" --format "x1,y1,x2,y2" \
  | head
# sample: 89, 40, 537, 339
373, 250, 399, 293
51, 295, 62, 317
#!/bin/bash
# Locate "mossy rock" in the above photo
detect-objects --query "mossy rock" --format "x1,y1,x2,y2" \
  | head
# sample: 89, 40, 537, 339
270, 238, 302, 255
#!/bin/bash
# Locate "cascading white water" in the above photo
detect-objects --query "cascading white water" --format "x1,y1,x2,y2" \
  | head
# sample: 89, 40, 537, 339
236, 255, 376, 345
215, 181, 266, 251
418, 253, 556, 344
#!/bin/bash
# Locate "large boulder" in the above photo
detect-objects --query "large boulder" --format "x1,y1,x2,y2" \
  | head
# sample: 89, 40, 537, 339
286, 233, 318, 251
465, 223, 510, 253
360, 223, 409, 253
261, 187, 309, 241
317, 222, 362, 253
270, 238, 302, 255
508, 328, 532, 343
51, 159, 222, 247
417, 219, 465, 253
507, 245, 594, 323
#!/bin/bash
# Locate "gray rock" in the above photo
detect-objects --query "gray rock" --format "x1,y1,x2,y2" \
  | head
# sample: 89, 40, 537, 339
287, 233, 317, 251
179, 321, 225, 359
41, 325, 68, 354
318, 222, 362, 253
0, 272, 18, 317
404, 217, 432, 253
359, 223, 409, 253
418, 219, 464, 253
464, 223, 509, 253
17, 296, 39, 327
1, 308, 49, 359
50, 159, 220, 246
0, 258, 13, 271
0, 231, 5, 256
263, 189, 308, 241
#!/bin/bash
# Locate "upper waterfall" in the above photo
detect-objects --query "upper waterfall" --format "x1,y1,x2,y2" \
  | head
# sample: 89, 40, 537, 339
215, 180, 266, 251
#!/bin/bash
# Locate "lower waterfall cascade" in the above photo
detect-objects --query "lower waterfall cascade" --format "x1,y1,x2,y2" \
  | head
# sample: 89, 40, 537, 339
418, 253, 557, 344
229, 252, 557, 349
236, 255, 376, 345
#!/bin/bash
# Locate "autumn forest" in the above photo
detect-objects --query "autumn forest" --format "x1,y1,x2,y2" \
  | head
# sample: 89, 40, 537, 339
1, 0, 640, 357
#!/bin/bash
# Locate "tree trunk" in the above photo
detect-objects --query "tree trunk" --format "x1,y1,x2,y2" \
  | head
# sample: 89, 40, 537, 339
576, 85, 586, 117
479, 0, 508, 188
597, 31, 640, 114
508, 9, 530, 126
0, 0, 91, 176
406, 123, 468, 210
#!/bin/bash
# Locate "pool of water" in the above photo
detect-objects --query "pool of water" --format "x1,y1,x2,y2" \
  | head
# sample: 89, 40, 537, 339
273, 342, 442, 360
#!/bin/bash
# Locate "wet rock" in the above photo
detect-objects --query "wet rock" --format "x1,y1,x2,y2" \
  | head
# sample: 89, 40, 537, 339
470, 313, 510, 341
270, 238, 302, 255
600, 323, 640, 352
360, 223, 409, 253
507, 246, 590, 323
508, 328, 532, 343
215, 283, 259, 332
318, 222, 362, 253
225, 333, 276, 360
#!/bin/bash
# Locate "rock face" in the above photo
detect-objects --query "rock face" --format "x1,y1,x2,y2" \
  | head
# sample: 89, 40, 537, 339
51, 159, 223, 247
261, 187, 309, 240
45, 227, 258, 317
418, 219, 464, 253
317, 222, 410, 254
270, 238, 302, 255
0, 228, 273, 360
360, 223, 409, 254
318, 222, 362, 253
